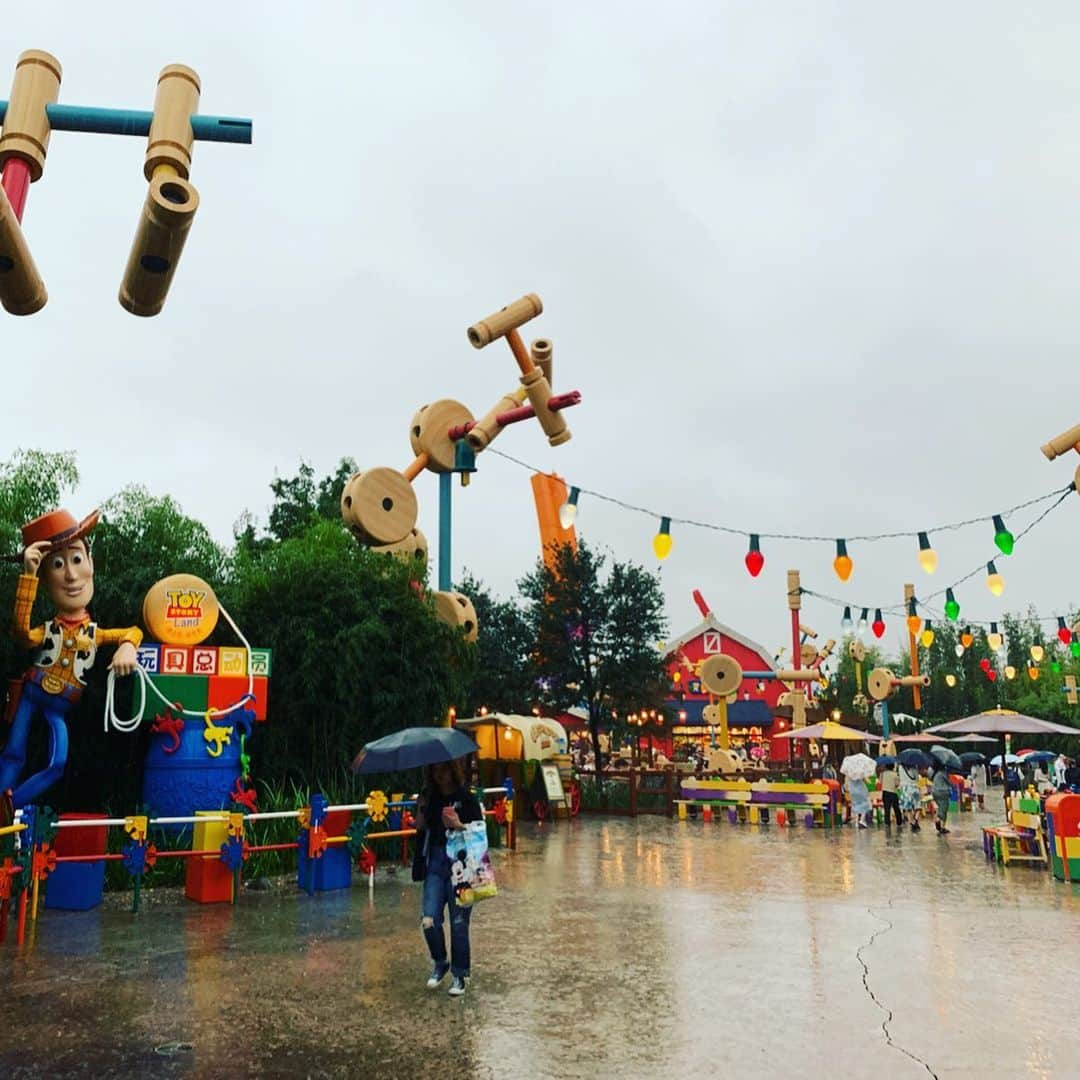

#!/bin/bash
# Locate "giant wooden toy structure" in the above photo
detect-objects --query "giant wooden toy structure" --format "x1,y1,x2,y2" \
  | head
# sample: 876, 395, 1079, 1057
341, 293, 581, 637
1041, 421, 1080, 491
0, 49, 252, 316
694, 570, 826, 749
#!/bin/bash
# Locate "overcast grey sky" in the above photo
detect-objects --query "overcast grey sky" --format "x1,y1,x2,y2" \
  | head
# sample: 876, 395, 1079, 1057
3, 2, 1079, 654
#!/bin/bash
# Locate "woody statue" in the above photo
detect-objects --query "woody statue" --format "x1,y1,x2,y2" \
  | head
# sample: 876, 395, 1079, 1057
0, 509, 142, 809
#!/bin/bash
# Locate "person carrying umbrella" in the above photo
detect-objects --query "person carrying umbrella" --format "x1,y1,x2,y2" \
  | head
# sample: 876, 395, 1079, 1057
353, 727, 484, 998
931, 762, 953, 835
897, 751, 925, 832
877, 758, 902, 829
413, 759, 484, 997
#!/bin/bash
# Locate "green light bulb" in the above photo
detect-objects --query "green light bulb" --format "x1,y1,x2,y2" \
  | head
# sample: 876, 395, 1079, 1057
944, 588, 959, 622
1052, 661, 1062, 673
992, 514, 1014, 556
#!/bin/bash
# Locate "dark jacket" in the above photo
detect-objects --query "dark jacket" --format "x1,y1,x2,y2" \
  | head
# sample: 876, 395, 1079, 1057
412, 786, 483, 882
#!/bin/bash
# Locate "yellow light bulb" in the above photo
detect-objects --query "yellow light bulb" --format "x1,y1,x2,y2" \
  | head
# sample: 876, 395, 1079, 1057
945, 674, 957, 687
987, 574, 1004, 597
920, 627, 935, 649
917, 548, 938, 575
1030, 644, 1045, 663
653, 517, 672, 560
1004, 665, 1016, 680
987, 633, 1002, 652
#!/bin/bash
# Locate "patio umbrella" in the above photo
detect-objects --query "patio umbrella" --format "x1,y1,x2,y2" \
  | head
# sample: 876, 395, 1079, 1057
774, 720, 881, 742
947, 733, 998, 744
839, 753, 877, 781
351, 726, 480, 774
958, 752, 986, 766
892, 732, 949, 744
928, 745, 963, 772
925, 708, 1080, 811
899, 748, 933, 768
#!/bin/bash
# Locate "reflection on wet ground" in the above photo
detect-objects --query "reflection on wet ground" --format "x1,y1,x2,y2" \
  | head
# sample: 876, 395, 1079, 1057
3, 810, 1079, 1078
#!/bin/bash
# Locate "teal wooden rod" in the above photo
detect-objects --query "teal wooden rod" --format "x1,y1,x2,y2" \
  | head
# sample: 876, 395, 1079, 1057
0, 102, 252, 143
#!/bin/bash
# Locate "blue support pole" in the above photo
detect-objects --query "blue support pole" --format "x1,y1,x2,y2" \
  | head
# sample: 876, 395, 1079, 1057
438, 472, 452, 592
0, 102, 253, 144
881, 700, 891, 739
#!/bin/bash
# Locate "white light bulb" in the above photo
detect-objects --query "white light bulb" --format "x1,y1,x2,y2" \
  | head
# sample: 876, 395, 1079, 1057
558, 502, 577, 530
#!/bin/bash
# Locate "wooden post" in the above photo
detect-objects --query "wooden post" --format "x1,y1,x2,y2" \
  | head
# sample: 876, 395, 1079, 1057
905, 583, 922, 711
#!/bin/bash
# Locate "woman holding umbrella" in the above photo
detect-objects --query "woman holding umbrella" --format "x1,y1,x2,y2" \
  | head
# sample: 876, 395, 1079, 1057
352, 726, 484, 998
414, 759, 484, 997
897, 750, 926, 832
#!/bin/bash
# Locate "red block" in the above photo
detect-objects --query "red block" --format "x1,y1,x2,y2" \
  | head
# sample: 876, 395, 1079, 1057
322, 809, 352, 836
160, 645, 193, 675
54, 813, 108, 857
208, 675, 268, 722
185, 857, 233, 904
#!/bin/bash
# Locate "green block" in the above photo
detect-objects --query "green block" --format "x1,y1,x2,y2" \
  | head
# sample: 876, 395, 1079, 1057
1019, 797, 1041, 814
250, 648, 272, 677
150, 674, 209, 714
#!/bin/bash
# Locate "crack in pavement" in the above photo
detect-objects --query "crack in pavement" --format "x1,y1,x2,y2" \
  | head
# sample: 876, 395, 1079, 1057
856, 903, 940, 1079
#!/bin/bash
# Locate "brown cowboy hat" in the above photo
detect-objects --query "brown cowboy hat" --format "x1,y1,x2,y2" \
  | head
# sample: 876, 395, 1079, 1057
20, 508, 100, 554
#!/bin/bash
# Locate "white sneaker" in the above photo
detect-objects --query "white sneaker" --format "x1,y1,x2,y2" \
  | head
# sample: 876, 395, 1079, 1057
448, 975, 467, 997
426, 964, 449, 990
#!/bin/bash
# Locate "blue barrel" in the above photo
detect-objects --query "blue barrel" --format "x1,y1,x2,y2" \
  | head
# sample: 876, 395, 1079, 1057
142, 719, 240, 830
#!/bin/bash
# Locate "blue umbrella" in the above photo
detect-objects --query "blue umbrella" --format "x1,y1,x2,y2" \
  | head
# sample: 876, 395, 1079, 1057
876, 755, 897, 766
990, 753, 1020, 767
899, 748, 932, 768
929, 745, 964, 771
351, 726, 480, 774
1019, 750, 1057, 764
958, 752, 986, 766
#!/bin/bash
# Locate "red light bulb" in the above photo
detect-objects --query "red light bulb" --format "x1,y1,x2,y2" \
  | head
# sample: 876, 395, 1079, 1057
979, 658, 991, 672
987, 670, 998, 682
1058, 618, 1072, 646
745, 534, 764, 578
871, 609, 885, 639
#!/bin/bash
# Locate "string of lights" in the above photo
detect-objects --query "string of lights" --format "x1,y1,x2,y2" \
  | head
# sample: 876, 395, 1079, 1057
486, 447, 1078, 642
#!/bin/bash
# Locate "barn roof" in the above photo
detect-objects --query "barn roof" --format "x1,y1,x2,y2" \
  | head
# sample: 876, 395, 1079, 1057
663, 613, 778, 673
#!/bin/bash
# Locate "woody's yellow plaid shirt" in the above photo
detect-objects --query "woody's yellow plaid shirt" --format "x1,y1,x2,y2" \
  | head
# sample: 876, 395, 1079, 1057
13, 574, 143, 693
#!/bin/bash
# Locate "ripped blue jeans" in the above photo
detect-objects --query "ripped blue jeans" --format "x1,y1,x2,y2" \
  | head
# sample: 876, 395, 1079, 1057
421, 844, 472, 978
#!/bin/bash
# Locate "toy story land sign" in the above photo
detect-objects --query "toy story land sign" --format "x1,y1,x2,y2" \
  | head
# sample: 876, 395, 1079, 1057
141, 573, 220, 645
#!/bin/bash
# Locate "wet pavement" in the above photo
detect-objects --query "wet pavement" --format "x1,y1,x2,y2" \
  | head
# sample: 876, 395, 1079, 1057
3, 810, 1079, 1079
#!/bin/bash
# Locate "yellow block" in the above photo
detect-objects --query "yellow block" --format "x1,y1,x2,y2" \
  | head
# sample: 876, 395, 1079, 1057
748, 806, 760, 824
1064, 836, 1080, 859
752, 782, 828, 795
218, 647, 247, 676
193, 810, 229, 854
677, 802, 687, 821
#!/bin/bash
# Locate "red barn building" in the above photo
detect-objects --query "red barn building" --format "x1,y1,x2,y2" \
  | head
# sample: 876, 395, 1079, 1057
664, 611, 790, 763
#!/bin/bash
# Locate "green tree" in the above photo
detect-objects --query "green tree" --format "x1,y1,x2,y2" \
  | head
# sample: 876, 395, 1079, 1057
221, 519, 474, 787
456, 571, 535, 716
518, 541, 668, 782
266, 458, 357, 543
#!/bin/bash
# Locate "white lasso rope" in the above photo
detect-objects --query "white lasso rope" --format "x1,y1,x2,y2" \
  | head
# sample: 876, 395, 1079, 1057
105, 602, 255, 734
